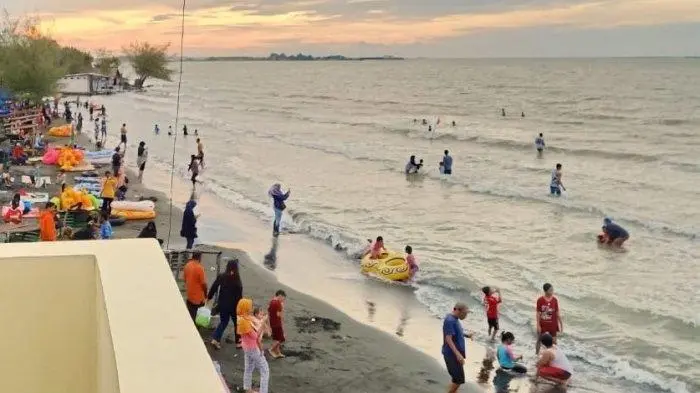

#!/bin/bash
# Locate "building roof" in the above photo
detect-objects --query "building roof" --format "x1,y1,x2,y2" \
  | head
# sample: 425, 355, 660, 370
61, 73, 111, 78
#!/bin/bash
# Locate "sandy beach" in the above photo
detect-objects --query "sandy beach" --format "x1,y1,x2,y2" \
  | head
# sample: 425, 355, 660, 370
0, 119, 469, 393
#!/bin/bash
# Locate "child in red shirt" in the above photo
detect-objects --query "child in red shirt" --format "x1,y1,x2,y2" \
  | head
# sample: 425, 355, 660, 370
267, 289, 287, 359
482, 286, 502, 342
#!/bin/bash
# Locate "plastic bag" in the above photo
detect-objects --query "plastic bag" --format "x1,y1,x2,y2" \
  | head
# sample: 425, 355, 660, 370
195, 306, 211, 328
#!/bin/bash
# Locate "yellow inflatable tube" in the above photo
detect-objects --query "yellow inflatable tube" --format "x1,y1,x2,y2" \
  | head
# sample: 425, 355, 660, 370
112, 209, 156, 220
360, 251, 410, 281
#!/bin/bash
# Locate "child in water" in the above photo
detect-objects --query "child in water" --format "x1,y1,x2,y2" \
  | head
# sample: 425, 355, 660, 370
405, 245, 419, 280
497, 332, 527, 374
369, 236, 386, 259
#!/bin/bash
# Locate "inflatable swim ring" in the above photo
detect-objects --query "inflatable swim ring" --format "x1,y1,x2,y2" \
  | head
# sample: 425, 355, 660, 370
360, 251, 410, 281
112, 209, 156, 220
111, 200, 155, 212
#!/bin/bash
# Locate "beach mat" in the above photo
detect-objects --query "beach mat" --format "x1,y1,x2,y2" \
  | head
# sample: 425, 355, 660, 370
2, 206, 40, 218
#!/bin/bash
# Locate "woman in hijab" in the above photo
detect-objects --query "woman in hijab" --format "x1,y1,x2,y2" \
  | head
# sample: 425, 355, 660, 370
208, 258, 243, 349
268, 183, 290, 237
237, 298, 270, 393
180, 199, 198, 249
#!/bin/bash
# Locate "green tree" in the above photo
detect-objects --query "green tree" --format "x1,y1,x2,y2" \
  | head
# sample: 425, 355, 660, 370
94, 49, 120, 75
123, 41, 172, 88
0, 13, 64, 101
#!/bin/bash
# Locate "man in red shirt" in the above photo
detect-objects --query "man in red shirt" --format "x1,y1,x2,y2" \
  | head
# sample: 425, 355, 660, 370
536, 283, 563, 354
267, 289, 287, 358
482, 286, 502, 342
183, 252, 207, 323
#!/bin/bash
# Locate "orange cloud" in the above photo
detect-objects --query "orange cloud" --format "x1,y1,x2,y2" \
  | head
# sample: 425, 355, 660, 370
38, 0, 700, 53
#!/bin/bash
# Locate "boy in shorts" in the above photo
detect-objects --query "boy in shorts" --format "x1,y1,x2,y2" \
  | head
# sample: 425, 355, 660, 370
483, 286, 502, 342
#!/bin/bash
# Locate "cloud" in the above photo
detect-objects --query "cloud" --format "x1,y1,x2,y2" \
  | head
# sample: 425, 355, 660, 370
27, 0, 700, 56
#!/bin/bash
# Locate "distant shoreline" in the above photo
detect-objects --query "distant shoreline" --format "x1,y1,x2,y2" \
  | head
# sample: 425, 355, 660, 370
182, 54, 404, 62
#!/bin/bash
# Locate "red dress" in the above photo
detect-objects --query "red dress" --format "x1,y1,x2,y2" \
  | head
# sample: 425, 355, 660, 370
268, 298, 285, 342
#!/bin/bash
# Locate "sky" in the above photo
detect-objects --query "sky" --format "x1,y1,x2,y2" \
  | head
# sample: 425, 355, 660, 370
6, 0, 700, 57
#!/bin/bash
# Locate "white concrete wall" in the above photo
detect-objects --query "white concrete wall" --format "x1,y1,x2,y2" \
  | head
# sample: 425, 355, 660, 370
0, 240, 225, 393
0, 255, 97, 393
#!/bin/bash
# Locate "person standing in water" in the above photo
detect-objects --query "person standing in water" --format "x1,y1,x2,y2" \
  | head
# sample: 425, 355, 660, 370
550, 163, 565, 196
168, 126, 173, 136
535, 133, 545, 155
154, 124, 160, 135
136, 141, 148, 183
268, 183, 290, 237
188, 155, 200, 188
536, 283, 563, 354
443, 150, 453, 175
501, 108, 506, 117
183, 125, 188, 136
196, 138, 205, 168
101, 118, 107, 141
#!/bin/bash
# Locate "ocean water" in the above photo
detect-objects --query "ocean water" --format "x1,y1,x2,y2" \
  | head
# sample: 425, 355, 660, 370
101, 58, 698, 393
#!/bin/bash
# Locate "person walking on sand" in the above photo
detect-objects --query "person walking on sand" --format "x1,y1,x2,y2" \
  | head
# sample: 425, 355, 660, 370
443, 302, 474, 393
550, 163, 565, 196
111, 147, 122, 176
268, 183, 290, 237
183, 252, 207, 322
181, 199, 199, 249
208, 258, 243, 350
89, 105, 94, 121
101, 118, 107, 141
237, 298, 270, 393
100, 171, 117, 217
196, 138, 205, 168
267, 289, 287, 358
482, 286, 502, 342
443, 150, 453, 175
136, 141, 148, 183
120, 123, 128, 148
536, 283, 563, 355
94, 119, 100, 143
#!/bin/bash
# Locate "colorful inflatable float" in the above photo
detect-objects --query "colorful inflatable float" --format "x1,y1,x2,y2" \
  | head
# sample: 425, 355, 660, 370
360, 251, 410, 281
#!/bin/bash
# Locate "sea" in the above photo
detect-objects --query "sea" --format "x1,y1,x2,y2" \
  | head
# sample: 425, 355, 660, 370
97, 58, 699, 393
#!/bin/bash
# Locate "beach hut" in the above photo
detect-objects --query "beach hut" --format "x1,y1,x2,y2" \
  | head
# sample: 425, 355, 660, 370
57, 73, 113, 95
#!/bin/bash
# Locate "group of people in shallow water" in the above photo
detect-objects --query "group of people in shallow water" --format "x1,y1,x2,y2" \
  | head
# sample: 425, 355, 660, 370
405, 150, 454, 175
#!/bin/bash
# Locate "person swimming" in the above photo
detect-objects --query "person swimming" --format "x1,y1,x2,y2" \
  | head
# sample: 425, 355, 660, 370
602, 217, 629, 247
369, 236, 386, 259
405, 155, 423, 174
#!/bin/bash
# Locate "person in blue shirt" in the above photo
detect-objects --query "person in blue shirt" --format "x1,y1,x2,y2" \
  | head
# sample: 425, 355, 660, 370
442, 302, 473, 393
268, 183, 290, 237
535, 133, 545, 156
497, 331, 527, 374
99, 212, 113, 239
602, 217, 629, 247
443, 150, 453, 175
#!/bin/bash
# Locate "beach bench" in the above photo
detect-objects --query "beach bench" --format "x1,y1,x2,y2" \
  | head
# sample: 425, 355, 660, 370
6, 229, 40, 243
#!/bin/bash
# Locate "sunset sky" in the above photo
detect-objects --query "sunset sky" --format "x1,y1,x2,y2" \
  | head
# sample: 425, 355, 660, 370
6, 0, 700, 57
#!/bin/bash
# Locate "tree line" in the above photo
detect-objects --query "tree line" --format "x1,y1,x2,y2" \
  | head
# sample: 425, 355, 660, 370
0, 11, 173, 102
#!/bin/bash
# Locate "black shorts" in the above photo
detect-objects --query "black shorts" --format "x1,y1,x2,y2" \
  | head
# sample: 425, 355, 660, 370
443, 169, 452, 175
191, 173, 198, 183
488, 318, 499, 330
444, 354, 465, 385
121, 134, 127, 143
139, 162, 146, 171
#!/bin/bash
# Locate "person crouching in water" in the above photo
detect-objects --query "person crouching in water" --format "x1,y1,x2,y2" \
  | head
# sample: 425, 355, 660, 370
405, 155, 423, 174
268, 183, 290, 237
601, 217, 629, 247
536, 333, 573, 387
237, 298, 270, 393
497, 332, 527, 374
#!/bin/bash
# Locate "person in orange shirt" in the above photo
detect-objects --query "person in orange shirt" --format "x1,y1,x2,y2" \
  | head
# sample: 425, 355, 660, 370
100, 171, 117, 216
183, 252, 208, 322
3, 199, 23, 224
39, 202, 57, 241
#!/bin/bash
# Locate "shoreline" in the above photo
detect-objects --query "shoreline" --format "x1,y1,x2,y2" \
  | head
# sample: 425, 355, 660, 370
22, 104, 532, 393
